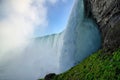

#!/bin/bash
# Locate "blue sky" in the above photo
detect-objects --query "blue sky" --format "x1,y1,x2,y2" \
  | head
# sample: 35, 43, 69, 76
34, 0, 74, 37
0, 0, 74, 39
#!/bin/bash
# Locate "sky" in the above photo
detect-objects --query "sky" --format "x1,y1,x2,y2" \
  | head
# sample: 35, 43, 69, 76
34, 0, 74, 37
0, 0, 74, 38
0, 0, 74, 52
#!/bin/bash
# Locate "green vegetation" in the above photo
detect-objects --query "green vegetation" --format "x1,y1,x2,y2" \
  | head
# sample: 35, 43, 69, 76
42, 49, 120, 80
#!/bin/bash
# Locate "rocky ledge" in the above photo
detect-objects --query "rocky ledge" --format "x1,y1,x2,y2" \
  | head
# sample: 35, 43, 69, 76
84, 0, 120, 52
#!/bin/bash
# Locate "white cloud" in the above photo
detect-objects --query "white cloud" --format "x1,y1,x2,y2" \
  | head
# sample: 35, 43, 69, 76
0, 0, 69, 79
0, 0, 48, 53
0, 0, 68, 56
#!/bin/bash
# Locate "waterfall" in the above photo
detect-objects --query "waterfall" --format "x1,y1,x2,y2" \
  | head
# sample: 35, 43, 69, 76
60, 0, 101, 72
0, 0, 101, 80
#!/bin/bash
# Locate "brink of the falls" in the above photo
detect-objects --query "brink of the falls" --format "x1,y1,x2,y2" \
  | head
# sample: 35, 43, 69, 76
0, 0, 101, 80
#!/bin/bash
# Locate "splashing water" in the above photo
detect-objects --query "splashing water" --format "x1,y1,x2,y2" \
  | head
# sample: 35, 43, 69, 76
0, 0, 101, 80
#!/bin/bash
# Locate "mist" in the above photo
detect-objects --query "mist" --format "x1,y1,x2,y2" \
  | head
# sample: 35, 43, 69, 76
0, 0, 62, 79
0, 0, 101, 80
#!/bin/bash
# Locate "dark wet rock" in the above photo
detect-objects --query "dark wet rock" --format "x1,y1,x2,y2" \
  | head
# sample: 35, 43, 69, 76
44, 73, 56, 80
84, 0, 120, 52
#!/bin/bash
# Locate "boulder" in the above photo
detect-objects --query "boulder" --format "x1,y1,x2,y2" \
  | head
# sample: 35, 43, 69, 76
44, 73, 56, 80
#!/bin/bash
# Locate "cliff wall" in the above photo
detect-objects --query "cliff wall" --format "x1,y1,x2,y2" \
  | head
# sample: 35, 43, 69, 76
84, 0, 120, 52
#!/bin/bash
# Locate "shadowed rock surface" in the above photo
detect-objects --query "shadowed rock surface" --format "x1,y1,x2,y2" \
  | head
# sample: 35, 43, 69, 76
44, 73, 56, 80
84, 0, 120, 52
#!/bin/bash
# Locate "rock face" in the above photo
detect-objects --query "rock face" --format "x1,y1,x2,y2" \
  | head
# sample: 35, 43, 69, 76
44, 73, 56, 80
84, 0, 120, 52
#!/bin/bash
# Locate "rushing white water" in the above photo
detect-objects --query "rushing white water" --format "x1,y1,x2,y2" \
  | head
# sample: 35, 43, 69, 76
60, 0, 101, 72
0, 0, 101, 80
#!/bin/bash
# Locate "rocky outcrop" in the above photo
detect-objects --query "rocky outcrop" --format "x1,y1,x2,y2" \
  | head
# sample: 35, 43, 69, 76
84, 0, 120, 52
44, 73, 56, 80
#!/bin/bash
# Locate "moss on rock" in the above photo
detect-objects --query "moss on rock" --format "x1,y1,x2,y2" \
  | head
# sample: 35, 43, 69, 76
41, 49, 120, 80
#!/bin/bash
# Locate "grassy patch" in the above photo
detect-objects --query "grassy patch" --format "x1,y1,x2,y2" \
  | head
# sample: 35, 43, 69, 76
41, 49, 120, 80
